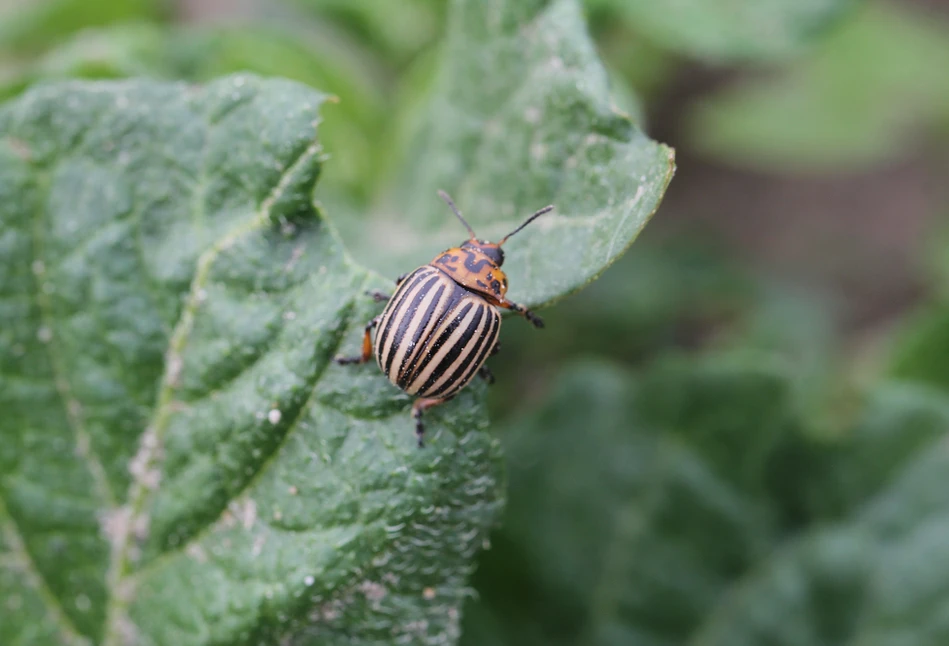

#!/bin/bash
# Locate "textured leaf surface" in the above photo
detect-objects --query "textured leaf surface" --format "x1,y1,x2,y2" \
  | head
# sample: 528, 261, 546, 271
0, 76, 503, 646
607, 0, 855, 62
341, 0, 674, 308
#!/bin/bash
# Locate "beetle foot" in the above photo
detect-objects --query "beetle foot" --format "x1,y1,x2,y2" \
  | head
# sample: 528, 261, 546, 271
525, 310, 544, 328
412, 407, 425, 448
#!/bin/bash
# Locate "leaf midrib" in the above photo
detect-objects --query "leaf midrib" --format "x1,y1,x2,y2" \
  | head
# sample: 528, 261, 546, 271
100, 136, 325, 646
126, 270, 369, 585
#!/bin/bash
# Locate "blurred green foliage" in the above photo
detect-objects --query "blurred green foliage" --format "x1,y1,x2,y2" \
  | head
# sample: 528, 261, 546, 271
687, 1, 949, 170
3, 0, 949, 644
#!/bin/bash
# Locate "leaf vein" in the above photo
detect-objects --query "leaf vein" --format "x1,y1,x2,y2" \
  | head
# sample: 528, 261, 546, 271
129, 277, 368, 581
0, 497, 91, 646
101, 137, 324, 646
30, 171, 118, 510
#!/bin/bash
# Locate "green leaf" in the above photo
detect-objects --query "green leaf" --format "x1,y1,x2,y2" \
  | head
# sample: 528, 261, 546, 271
585, 4, 677, 101
593, 0, 856, 62
828, 384, 949, 512
0, 76, 503, 645
0, 0, 166, 55
463, 361, 787, 646
690, 527, 878, 646
289, 0, 446, 65
890, 304, 949, 393
635, 355, 802, 496
694, 438, 949, 646
687, 1, 949, 171
339, 0, 675, 308
0, 22, 390, 202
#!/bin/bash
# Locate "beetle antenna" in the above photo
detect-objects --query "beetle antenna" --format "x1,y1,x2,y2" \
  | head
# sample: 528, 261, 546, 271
437, 190, 477, 239
499, 204, 554, 245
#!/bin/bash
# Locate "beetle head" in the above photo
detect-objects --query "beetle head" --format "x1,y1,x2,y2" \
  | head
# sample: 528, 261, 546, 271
437, 190, 553, 267
461, 240, 505, 266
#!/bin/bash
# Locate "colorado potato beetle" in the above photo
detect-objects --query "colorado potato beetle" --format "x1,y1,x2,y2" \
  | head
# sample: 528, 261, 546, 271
335, 190, 553, 446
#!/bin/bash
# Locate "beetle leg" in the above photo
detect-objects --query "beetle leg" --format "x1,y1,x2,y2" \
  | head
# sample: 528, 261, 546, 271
411, 396, 453, 448
395, 273, 408, 286
490, 341, 501, 356
366, 290, 391, 302
334, 316, 380, 365
478, 365, 495, 384
497, 298, 544, 328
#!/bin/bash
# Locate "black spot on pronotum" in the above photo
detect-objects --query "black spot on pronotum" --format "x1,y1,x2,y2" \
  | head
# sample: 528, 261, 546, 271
461, 248, 493, 273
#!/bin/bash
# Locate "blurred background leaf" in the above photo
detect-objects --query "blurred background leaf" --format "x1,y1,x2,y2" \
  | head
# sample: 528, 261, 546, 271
588, 0, 858, 63
463, 357, 949, 646
686, 1, 949, 171
462, 361, 780, 646
0, 0, 169, 54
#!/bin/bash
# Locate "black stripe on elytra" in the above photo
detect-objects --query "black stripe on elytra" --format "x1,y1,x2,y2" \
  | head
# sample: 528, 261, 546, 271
430, 305, 493, 398
411, 301, 475, 391
400, 284, 461, 388
384, 274, 442, 376
461, 248, 493, 273
420, 303, 485, 396
377, 269, 433, 367
452, 308, 500, 393
376, 269, 427, 358
464, 310, 500, 384
396, 282, 448, 386
432, 306, 498, 398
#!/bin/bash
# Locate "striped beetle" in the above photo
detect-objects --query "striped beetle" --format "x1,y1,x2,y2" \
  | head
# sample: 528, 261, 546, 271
335, 191, 553, 446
